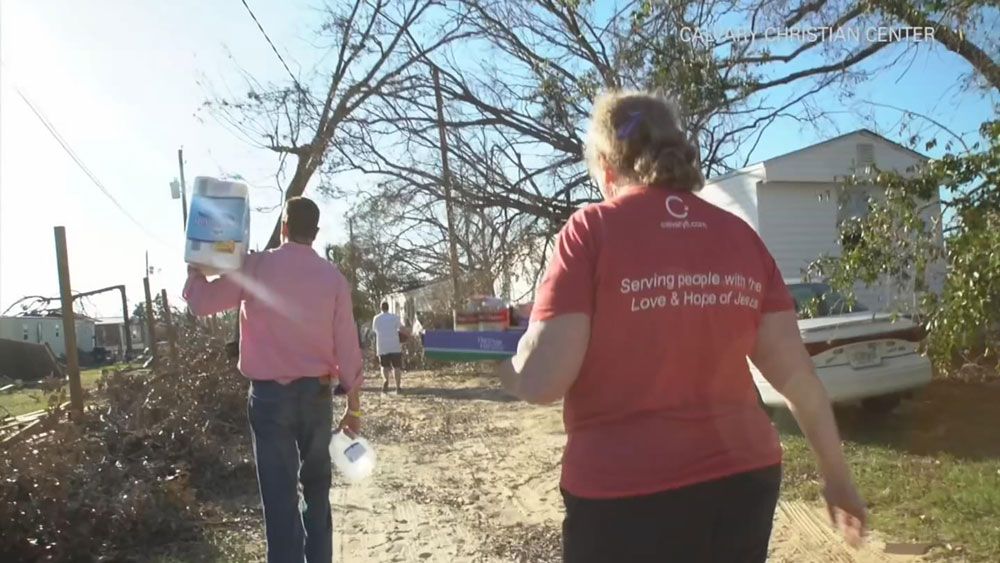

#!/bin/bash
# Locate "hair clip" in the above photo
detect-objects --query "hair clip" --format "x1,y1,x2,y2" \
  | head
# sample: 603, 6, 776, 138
616, 111, 643, 140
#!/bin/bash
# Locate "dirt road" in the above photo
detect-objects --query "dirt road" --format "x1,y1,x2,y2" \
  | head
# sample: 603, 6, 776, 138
332, 370, 926, 562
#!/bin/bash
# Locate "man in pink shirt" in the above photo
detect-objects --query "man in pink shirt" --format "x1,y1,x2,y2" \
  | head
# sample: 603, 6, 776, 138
184, 197, 363, 563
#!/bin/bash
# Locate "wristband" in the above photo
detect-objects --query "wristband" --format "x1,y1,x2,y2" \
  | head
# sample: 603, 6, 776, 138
347, 410, 363, 418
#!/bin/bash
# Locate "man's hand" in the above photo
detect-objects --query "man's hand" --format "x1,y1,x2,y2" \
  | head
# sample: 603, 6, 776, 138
339, 386, 362, 437
823, 479, 867, 548
338, 411, 361, 437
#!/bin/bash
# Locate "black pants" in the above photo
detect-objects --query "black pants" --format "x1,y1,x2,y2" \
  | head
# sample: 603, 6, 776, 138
378, 352, 403, 369
562, 464, 781, 563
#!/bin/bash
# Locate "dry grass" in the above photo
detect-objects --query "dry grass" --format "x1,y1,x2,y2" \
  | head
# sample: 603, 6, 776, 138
777, 380, 1000, 561
0, 367, 107, 418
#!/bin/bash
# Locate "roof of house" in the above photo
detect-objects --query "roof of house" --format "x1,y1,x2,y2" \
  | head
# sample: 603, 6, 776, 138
3, 312, 99, 323
706, 128, 929, 184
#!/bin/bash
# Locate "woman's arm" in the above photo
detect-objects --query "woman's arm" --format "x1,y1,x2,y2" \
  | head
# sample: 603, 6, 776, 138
495, 313, 590, 405
751, 309, 867, 546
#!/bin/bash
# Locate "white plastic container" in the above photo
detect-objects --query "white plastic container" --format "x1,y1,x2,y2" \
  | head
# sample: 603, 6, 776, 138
329, 431, 376, 483
184, 177, 251, 275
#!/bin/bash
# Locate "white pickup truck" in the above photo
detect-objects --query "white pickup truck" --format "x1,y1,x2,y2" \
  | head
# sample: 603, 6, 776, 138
753, 282, 933, 413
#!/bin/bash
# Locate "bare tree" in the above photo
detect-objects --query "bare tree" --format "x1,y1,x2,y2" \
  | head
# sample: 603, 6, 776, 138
339, 0, 916, 232
319, 0, 939, 300
204, 0, 472, 249
863, 0, 999, 90
340, 163, 551, 299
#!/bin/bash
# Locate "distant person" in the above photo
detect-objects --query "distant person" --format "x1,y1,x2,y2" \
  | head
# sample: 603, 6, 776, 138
372, 302, 408, 393
494, 91, 866, 562
184, 196, 363, 563
411, 314, 425, 338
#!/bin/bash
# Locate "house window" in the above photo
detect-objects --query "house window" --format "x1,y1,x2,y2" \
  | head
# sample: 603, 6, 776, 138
22, 324, 29, 341
856, 143, 875, 175
838, 186, 871, 252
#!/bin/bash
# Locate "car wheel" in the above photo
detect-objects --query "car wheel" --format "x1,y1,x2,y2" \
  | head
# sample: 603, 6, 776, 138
860, 394, 903, 414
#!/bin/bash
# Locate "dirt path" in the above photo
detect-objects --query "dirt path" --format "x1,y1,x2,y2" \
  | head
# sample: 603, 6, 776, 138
332, 371, 926, 562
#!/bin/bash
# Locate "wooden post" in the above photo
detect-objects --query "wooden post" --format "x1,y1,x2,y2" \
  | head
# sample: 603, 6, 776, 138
160, 289, 179, 369
53, 227, 84, 420
119, 285, 133, 362
143, 277, 157, 363
431, 65, 462, 306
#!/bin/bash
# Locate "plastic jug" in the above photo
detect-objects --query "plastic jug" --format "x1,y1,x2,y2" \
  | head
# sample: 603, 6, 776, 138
184, 176, 251, 275
329, 431, 376, 483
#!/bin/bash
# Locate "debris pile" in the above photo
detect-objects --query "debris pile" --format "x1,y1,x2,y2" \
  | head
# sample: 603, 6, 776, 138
0, 321, 255, 561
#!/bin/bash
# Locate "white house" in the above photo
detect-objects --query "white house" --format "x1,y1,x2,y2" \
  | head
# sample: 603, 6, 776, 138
384, 274, 492, 328
385, 253, 552, 327
384, 278, 454, 322
95, 316, 145, 359
387, 130, 944, 316
698, 129, 945, 311
0, 314, 96, 357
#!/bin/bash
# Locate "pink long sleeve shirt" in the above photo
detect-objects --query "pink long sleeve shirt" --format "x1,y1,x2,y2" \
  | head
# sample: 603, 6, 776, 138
183, 242, 364, 391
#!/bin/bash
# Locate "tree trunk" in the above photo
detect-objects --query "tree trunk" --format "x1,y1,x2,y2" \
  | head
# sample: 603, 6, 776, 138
265, 156, 319, 249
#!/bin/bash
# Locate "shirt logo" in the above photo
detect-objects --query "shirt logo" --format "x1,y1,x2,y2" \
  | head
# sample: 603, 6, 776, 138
661, 194, 707, 229
665, 195, 689, 219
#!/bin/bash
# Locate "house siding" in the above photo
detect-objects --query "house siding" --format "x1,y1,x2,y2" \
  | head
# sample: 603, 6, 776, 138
0, 317, 95, 357
698, 165, 765, 230
763, 132, 925, 183
756, 182, 841, 281
702, 132, 942, 313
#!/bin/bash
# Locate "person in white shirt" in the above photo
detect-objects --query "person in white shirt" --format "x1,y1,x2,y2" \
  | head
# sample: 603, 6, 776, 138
372, 302, 409, 393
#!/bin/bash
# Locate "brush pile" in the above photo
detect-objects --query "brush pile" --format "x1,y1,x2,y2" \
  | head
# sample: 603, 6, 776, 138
0, 322, 255, 562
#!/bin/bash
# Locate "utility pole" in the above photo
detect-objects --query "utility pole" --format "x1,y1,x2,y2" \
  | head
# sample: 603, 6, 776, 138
431, 65, 462, 305
160, 289, 179, 369
53, 227, 84, 420
143, 277, 157, 364
178, 148, 188, 229
120, 287, 133, 361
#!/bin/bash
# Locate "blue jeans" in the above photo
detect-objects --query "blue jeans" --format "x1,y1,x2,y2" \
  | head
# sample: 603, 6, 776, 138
248, 378, 334, 563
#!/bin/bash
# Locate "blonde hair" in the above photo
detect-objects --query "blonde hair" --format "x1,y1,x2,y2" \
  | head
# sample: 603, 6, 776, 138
585, 90, 704, 192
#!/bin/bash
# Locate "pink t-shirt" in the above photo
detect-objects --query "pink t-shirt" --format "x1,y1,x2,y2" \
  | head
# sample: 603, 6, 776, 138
531, 188, 794, 499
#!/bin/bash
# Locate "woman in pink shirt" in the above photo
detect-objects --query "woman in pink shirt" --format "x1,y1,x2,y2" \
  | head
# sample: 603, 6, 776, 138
495, 91, 866, 562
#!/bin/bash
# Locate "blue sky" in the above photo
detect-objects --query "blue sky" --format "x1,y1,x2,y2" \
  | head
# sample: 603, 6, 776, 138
0, 0, 995, 317
1, 0, 346, 318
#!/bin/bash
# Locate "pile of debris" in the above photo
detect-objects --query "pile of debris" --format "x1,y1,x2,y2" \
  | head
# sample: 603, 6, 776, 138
0, 322, 255, 561
0, 338, 63, 382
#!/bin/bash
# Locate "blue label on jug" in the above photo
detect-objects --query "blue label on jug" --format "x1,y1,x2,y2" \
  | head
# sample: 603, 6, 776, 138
344, 442, 366, 463
188, 196, 247, 243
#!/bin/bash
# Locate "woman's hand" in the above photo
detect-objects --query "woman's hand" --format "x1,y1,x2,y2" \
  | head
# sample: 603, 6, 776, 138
823, 479, 867, 548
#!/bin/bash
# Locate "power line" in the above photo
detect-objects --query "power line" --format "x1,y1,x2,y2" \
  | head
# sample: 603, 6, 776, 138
12, 85, 167, 246
238, 0, 307, 94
